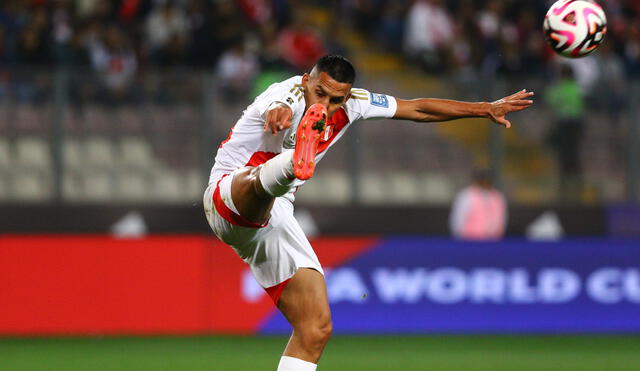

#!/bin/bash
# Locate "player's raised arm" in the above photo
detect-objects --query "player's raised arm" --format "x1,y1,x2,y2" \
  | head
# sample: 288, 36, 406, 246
393, 89, 535, 128
263, 102, 293, 135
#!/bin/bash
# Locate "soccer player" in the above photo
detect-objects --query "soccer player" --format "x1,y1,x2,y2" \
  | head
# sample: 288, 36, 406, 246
203, 55, 534, 370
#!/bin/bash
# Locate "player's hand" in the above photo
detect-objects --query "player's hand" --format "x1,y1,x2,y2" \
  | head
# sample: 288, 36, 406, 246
487, 89, 535, 128
264, 103, 293, 135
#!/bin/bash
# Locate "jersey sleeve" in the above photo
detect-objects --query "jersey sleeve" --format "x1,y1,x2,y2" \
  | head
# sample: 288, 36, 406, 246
345, 88, 398, 122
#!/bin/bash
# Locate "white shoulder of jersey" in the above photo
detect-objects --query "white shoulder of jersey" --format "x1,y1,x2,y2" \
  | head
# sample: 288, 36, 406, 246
344, 88, 398, 122
253, 76, 306, 119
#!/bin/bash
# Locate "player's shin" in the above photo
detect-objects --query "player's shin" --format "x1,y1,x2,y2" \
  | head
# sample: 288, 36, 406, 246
277, 356, 317, 371
258, 150, 296, 197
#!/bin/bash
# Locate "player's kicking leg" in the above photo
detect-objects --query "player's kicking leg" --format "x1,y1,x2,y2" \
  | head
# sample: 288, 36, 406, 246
231, 103, 328, 224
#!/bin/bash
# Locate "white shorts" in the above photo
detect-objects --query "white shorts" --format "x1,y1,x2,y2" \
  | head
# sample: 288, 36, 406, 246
203, 173, 323, 293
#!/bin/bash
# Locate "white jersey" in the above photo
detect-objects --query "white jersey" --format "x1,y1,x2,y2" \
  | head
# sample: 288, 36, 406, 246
209, 75, 398, 201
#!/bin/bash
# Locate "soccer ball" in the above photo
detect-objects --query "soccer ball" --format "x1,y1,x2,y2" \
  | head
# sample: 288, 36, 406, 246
543, 0, 607, 58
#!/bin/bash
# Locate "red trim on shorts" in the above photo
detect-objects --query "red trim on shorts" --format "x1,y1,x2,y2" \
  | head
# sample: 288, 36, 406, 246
265, 279, 291, 305
210, 151, 277, 228
212, 175, 268, 229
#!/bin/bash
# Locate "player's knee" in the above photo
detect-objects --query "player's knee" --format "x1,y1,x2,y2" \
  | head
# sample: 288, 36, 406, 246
301, 315, 332, 350
315, 302, 333, 344
317, 317, 333, 345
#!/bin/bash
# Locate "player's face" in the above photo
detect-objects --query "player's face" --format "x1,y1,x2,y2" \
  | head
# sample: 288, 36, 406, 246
302, 71, 352, 118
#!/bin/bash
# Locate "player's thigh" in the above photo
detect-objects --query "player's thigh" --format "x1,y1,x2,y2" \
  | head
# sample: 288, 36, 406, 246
231, 167, 275, 224
277, 268, 331, 327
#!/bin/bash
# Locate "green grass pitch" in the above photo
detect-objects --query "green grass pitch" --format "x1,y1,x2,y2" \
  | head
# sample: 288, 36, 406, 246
1, 335, 639, 370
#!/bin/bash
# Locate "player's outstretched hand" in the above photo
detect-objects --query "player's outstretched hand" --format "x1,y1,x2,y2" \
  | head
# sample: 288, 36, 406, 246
264, 103, 293, 135
487, 89, 535, 128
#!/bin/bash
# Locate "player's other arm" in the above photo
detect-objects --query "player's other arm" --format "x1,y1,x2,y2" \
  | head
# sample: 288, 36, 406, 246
393, 90, 535, 128
259, 82, 303, 135
263, 102, 293, 135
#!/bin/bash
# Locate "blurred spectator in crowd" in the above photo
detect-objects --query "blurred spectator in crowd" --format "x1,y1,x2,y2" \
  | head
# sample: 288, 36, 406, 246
594, 42, 627, 147
0, 0, 27, 38
515, 7, 546, 76
0, 24, 7, 66
347, 0, 380, 36
66, 27, 94, 113
476, 0, 508, 79
271, 0, 293, 29
13, 7, 50, 103
404, 0, 454, 74
89, 25, 137, 104
216, 39, 259, 103
625, 17, 640, 76
75, 0, 105, 20
0, 24, 9, 99
378, 0, 407, 53
451, 0, 483, 86
250, 22, 291, 98
117, 0, 152, 25
449, 169, 507, 241
477, 0, 504, 54
545, 64, 585, 199
209, 0, 247, 65
156, 33, 188, 67
15, 7, 49, 66
185, 0, 213, 67
239, 0, 272, 26
258, 21, 291, 71
277, 10, 326, 72
86, 0, 118, 24
404, 0, 454, 71
145, 1, 189, 59
485, 6, 544, 77
51, 0, 74, 64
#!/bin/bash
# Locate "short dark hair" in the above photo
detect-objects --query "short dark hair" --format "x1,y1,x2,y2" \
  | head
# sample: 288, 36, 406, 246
314, 55, 356, 84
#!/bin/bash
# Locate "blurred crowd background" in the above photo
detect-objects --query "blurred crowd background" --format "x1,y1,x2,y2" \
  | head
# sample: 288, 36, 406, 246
2, 0, 640, 95
0, 0, 639, 209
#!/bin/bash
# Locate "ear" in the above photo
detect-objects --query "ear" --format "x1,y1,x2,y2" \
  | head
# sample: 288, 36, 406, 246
301, 73, 310, 88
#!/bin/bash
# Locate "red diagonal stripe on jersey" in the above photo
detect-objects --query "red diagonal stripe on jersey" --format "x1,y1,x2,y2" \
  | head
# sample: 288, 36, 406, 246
246, 151, 278, 167
316, 108, 350, 154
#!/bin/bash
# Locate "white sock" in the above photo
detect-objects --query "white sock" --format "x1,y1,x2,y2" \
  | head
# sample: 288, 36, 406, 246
277, 356, 317, 371
258, 150, 295, 197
